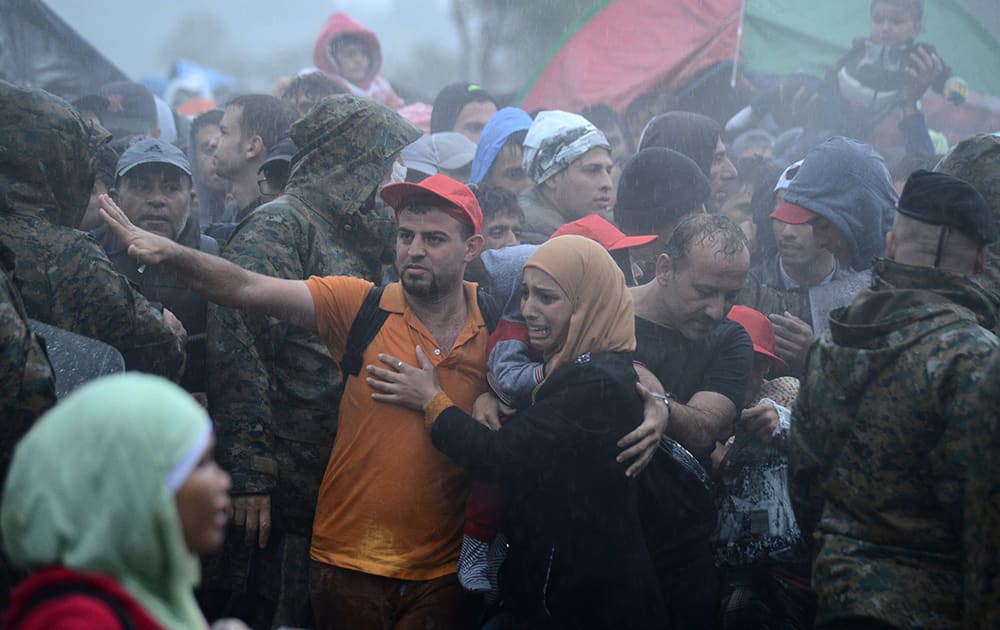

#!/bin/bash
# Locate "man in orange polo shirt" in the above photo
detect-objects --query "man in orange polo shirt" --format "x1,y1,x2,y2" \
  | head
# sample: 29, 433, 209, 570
97, 173, 667, 629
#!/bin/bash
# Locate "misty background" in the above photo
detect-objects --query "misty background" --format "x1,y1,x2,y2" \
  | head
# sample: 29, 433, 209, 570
45, 0, 607, 101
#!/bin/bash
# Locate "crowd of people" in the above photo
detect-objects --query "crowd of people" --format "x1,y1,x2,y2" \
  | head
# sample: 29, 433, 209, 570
1, 0, 999, 628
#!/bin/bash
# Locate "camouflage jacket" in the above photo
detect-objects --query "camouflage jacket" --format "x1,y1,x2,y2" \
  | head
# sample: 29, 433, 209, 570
207, 95, 420, 536
789, 258, 1000, 628
0, 240, 55, 481
0, 81, 185, 380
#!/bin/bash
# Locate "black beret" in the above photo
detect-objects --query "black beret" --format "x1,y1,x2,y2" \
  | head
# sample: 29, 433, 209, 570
897, 170, 996, 244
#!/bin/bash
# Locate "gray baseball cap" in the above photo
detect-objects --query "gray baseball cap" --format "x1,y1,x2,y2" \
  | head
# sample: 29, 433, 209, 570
116, 138, 191, 179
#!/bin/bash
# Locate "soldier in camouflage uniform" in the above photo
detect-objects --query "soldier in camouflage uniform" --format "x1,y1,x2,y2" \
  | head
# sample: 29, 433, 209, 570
0, 239, 55, 481
976, 350, 1000, 628
0, 81, 186, 380
936, 133, 1000, 295
789, 170, 1000, 628
204, 94, 420, 628
0, 239, 56, 615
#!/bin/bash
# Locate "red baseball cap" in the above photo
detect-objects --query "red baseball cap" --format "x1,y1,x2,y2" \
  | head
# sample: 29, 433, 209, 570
380, 173, 483, 235
551, 214, 658, 252
726, 305, 788, 371
770, 201, 818, 225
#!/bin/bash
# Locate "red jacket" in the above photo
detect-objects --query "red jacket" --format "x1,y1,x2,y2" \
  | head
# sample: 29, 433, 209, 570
4, 566, 163, 630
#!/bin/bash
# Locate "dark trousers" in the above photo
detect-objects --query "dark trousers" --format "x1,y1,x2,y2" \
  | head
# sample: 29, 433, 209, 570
718, 566, 817, 630
309, 560, 482, 630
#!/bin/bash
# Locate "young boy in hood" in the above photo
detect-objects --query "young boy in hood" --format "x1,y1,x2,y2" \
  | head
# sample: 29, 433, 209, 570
312, 13, 404, 110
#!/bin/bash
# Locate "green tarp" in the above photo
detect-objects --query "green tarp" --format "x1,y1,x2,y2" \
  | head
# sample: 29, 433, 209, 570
742, 0, 1000, 98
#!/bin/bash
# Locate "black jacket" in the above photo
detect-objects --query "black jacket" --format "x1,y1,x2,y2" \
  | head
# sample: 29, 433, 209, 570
94, 217, 218, 392
432, 351, 665, 630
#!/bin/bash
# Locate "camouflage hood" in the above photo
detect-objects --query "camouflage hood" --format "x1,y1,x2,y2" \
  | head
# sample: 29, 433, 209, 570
0, 81, 110, 228
935, 134, 1000, 294
814, 258, 1000, 403
284, 94, 420, 244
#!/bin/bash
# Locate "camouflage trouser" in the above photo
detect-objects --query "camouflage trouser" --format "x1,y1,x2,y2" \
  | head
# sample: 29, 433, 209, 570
198, 529, 313, 629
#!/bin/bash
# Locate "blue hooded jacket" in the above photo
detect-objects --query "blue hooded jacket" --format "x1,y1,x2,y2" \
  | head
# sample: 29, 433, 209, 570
783, 137, 897, 271
468, 107, 532, 185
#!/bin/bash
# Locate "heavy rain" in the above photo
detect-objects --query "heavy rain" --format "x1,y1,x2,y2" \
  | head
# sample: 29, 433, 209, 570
1, 0, 999, 628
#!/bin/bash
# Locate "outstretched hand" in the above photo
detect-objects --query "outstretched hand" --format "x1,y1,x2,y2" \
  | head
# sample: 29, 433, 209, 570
97, 194, 176, 266
367, 346, 442, 411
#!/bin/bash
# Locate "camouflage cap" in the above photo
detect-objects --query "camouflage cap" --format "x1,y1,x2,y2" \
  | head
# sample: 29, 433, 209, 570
286, 94, 421, 219
935, 134, 1000, 221
0, 80, 111, 228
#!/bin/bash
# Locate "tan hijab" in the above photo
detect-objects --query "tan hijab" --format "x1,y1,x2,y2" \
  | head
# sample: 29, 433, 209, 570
524, 235, 636, 383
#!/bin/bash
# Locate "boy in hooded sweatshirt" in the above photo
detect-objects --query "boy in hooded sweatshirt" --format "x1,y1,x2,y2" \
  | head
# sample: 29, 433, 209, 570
312, 13, 404, 110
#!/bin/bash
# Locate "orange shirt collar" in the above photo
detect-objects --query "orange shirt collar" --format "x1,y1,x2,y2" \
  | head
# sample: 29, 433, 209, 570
379, 281, 486, 328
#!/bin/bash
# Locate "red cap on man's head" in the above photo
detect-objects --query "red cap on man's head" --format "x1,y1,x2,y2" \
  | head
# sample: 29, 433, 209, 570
551, 214, 657, 252
726, 305, 788, 371
380, 174, 483, 235
770, 201, 818, 225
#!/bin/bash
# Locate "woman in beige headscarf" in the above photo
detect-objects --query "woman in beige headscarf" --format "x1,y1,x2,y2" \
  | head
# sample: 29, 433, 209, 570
370, 235, 666, 629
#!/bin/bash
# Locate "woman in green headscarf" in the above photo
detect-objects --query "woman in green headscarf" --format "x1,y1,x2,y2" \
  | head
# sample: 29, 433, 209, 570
1, 373, 231, 629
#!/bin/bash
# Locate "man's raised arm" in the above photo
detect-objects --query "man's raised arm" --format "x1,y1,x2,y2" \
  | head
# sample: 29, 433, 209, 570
98, 194, 316, 332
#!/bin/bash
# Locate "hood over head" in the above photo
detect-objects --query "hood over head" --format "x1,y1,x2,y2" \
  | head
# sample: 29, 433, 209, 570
312, 13, 382, 89
935, 134, 1000, 288
637, 111, 721, 177
0, 81, 110, 228
283, 94, 420, 255
784, 137, 896, 270
469, 107, 532, 185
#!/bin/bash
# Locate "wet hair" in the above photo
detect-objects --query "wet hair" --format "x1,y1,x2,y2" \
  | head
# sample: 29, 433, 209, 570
474, 185, 524, 223
638, 111, 721, 177
732, 156, 785, 259
282, 72, 346, 104
581, 104, 624, 131
624, 90, 676, 140
502, 129, 527, 152
189, 109, 223, 150
401, 199, 474, 240
871, 0, 923, 21
190, 109, 223, 135
225, 94, 300, 151
664, 213, 749, 270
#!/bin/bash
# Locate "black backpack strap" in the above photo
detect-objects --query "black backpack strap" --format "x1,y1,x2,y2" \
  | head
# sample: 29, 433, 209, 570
9, 580, 137, 630
340, 285, 389, 384
339, 285, 497, 395
476, 286, 500, 334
